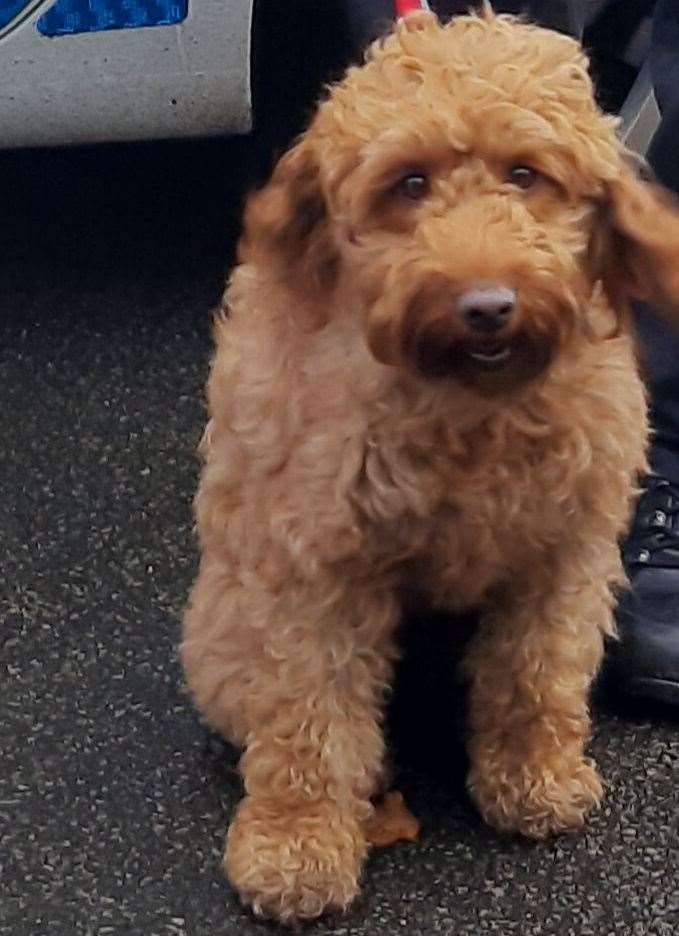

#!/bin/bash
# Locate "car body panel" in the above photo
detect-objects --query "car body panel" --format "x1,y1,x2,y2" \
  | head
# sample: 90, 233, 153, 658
0, 0, 253, 148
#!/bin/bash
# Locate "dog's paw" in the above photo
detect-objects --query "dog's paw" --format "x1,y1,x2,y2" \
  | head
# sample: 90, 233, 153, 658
468, 757, 603, 840
224, 796, 366, 922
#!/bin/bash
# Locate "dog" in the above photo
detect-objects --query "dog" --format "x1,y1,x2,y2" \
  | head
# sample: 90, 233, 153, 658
181, 7, 679, 922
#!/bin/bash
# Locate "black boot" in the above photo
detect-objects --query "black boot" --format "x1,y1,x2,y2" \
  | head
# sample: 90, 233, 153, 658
610, 476, 679, 705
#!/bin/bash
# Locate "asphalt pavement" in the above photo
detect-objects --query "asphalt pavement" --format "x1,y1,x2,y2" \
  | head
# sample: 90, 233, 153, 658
1, 139, 678, 936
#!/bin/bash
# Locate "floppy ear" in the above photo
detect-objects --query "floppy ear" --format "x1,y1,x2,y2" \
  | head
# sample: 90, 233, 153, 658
594, 166, 679, 320
237, 137, 339, 325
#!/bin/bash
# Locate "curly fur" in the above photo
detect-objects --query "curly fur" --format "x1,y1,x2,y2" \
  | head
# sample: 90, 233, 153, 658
181, 9, 679, 922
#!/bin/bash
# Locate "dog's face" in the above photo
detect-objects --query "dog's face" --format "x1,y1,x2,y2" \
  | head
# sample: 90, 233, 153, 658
241, 11, 679, 396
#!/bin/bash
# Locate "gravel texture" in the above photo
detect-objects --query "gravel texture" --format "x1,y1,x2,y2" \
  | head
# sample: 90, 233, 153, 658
1, 141, 678, 936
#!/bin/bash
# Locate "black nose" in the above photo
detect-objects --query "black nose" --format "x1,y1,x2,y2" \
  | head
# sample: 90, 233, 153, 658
457, 286, 516, 334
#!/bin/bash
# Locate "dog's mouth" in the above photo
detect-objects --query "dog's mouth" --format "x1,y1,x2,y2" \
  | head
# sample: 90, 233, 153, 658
466, 344, 513, 368
414, 332, 553, 391
417, 338, 517, 376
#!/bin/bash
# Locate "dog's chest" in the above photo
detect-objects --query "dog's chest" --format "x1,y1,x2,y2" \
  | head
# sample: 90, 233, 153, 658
412, 483, 560, 609
354, 403, 595, 606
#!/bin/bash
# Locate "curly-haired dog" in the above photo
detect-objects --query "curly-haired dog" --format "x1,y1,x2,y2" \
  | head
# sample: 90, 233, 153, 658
181, 8, 679, 922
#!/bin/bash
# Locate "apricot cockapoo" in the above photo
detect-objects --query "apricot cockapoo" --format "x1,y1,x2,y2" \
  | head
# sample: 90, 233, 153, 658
182, 8, 679, 922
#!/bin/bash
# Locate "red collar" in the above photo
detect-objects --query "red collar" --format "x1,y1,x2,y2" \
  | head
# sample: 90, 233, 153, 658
394, 0, 430, 15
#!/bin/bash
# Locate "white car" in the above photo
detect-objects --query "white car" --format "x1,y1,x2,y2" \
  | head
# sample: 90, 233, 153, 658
0, 0, 253, 147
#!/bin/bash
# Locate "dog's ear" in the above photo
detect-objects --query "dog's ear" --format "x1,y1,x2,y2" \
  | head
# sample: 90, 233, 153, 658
238, 137, 339, 327
592, 165, 679, 319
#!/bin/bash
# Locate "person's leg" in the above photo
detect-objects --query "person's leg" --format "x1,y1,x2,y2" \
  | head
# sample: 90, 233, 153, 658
608, 0, 679, 704
639, 0, 679, 481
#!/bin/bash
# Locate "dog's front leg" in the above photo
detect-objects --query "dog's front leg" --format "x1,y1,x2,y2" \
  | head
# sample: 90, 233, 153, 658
463, 561, 611, 839
224, 581, 399, 922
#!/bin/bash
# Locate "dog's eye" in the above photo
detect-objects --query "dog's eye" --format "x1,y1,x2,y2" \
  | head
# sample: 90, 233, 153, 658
396, 174, 428, 200
507, 166, 539, 190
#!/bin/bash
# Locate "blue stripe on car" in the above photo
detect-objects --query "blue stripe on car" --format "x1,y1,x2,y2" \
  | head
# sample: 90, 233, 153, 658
36, 0, 187, 36
0, 0, 31, 30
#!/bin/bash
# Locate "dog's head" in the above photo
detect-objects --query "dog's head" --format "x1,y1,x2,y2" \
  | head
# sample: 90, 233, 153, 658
239, 9, 679, 395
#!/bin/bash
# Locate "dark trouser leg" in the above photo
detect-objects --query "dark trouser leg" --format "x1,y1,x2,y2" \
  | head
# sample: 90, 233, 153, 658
636, 0, 679, 482
610, 0, 679, 705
